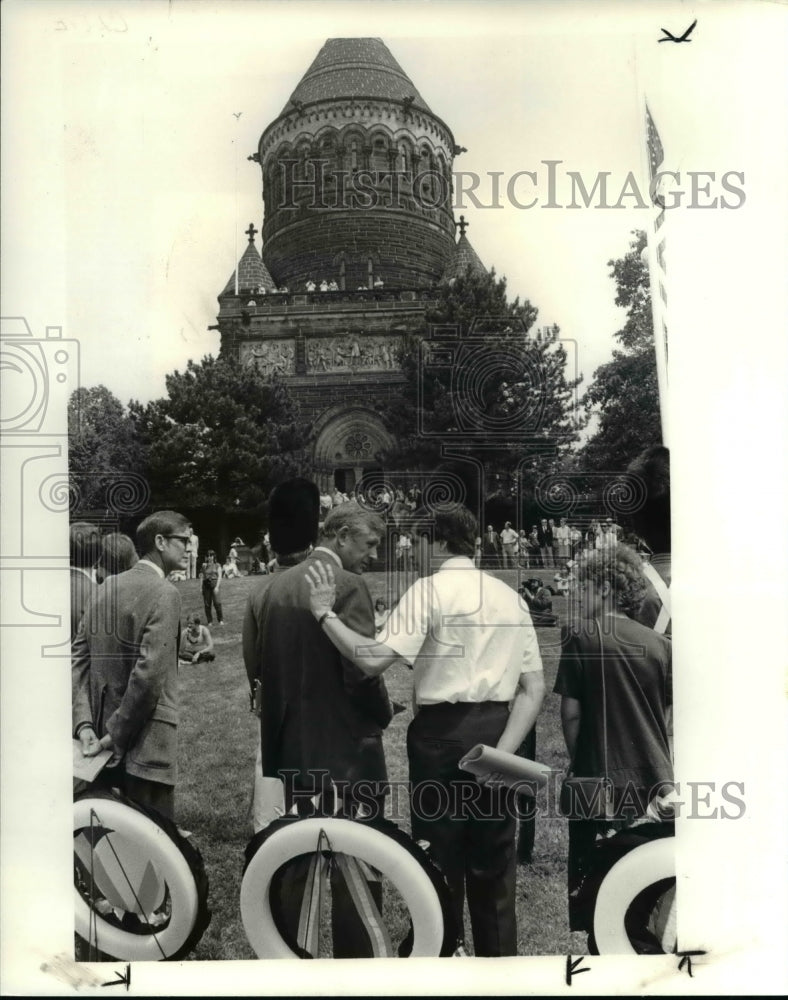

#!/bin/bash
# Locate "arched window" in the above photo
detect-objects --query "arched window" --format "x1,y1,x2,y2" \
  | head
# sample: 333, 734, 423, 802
321, 136, 334, 171
370, 135, 389, 174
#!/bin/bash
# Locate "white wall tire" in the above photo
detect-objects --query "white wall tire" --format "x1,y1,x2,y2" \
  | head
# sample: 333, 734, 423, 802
593, 836, 675, 954
241, 817, 451, 958
74, 793, 207, 961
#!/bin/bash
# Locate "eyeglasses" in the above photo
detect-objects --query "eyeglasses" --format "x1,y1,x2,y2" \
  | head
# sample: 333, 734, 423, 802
163, 534, 191, 545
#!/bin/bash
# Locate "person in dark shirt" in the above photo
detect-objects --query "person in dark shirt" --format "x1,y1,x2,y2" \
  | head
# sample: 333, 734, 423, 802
554, 545, 672, 932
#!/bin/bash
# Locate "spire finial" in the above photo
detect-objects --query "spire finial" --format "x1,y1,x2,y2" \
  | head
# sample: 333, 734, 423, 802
245, 223, 258, 244
455, 215, 469, 238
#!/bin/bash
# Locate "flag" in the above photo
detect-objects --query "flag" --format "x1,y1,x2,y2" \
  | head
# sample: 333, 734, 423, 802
644, 101, 670, 445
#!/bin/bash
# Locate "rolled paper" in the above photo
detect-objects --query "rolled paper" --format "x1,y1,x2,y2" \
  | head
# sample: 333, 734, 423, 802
458, 744, 552, 789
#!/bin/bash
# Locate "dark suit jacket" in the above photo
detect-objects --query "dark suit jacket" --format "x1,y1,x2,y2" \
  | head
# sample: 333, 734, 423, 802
72, 562, 182, 786
482, 530, 500, 554
70, 567, 97, 639
242, 551, 393, 791
537, 523, 554, 547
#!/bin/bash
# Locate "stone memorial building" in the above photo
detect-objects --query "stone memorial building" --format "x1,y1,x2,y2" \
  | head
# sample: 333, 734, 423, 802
214, 37, 486, 492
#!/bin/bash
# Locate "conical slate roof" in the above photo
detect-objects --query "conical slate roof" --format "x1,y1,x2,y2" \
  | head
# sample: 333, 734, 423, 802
281, 37, 431, 114
441, 233, 487, 283
222, 239, 276, 295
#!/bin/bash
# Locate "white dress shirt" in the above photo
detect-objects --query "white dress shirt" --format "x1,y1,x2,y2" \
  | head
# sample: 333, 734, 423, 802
381, 556, 543, 705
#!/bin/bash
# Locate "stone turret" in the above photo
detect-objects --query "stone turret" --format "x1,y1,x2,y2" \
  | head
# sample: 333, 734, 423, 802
221, 224, 276, 296
256, 38, 457, 291
441, 215, 488, 283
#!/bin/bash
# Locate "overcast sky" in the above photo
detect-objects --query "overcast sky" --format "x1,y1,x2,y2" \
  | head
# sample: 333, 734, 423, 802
1, 0, 749, 408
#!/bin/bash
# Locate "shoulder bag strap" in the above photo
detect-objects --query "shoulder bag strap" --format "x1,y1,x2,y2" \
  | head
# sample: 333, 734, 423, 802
641, 561, 671, 635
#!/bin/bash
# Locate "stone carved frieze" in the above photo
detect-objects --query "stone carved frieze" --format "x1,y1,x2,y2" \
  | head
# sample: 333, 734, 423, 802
306, 334, 403, 373
241, 339, 296, 376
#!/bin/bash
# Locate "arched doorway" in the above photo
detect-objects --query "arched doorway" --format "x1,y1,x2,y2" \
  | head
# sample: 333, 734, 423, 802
313, 407, 394, 493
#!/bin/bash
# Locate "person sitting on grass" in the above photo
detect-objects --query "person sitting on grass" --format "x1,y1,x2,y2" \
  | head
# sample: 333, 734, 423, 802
553, 561, 574, 597
518, 578, 558, 627
179, 614, 215, 664
223, 538, 243, 579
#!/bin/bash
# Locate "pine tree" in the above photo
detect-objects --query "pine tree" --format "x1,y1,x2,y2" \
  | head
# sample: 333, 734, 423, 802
382, 268, 583, 510
130, 355, 312, 510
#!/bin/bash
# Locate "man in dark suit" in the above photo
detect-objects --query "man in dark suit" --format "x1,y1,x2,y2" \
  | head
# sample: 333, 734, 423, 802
537, 517, 554, 568
481, 523, 501, 568
244, 497, 392, 806
243, 495, 393, 957
72, 509, 191, 820
69, 521, 101, 639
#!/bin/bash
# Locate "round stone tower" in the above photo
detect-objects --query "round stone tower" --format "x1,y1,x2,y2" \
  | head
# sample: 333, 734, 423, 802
257, 38, 457, 291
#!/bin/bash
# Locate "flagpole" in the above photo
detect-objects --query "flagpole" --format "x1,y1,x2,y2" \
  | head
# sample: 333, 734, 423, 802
634, 37, 670, 448
234, 114, 239, 297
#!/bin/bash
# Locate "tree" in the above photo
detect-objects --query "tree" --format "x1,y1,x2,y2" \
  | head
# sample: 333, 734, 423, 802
68, 386, 145, 512
382, 268, 583, 507
130, 355, 312, 511
578, 231, 662, 471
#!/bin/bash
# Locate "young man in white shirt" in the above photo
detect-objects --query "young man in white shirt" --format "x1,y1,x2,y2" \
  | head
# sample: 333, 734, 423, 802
304, 505, 545, 956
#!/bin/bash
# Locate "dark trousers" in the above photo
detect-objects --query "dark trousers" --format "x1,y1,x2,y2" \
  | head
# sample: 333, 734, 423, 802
124, 774, 175, 821
201, 584, 223, 623
88, 767, 175, 822
407, 702, 518, 957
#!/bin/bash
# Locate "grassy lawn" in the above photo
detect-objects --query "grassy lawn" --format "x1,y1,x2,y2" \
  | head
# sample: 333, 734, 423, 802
175, 569, 587, 959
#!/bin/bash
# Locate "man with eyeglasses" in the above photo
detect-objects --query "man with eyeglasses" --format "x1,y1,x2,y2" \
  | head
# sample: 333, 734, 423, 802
72, 510, 191, 819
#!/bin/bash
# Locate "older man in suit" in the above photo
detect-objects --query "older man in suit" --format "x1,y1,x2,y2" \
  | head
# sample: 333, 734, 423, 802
243, 495, 393, 957
244, 498, 392, 804
72, 509, 191, 820
481, 523, 501, 568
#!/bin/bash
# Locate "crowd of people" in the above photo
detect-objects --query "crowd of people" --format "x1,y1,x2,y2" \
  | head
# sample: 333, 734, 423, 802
245, 275, 387, 301
479, 516, 626, 570
71, 444, 673, 958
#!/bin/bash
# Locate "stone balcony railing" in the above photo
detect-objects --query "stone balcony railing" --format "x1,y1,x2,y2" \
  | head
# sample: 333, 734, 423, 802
218, 287, 440, 313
